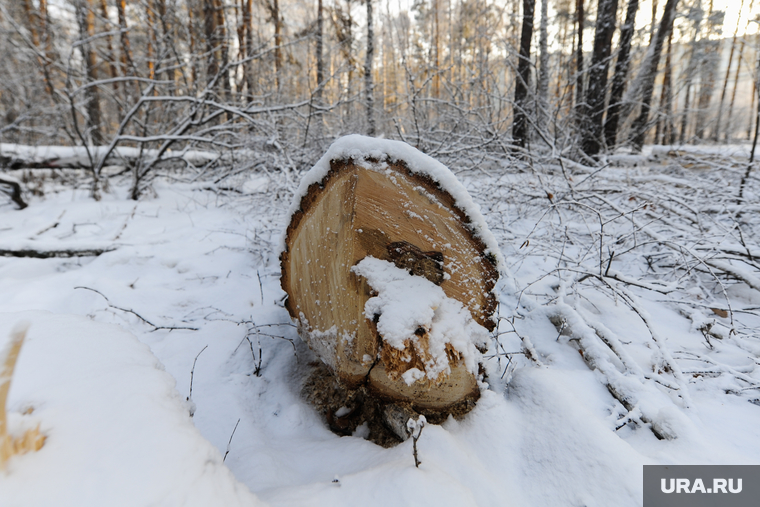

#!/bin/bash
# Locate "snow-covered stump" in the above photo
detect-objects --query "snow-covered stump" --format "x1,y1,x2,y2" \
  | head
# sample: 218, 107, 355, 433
280, 136, 500, 443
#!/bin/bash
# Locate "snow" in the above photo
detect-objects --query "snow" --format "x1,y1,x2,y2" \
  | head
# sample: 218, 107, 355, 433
0, 142, 759, 506
0, 312, 263, 507
352, 256, 488, 382
283, 135, 503, 268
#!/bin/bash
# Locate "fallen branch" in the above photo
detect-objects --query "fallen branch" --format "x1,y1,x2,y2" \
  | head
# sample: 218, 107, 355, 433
0, 247, 114, 258
0, 175, 27, 209
74, 286, 199, 331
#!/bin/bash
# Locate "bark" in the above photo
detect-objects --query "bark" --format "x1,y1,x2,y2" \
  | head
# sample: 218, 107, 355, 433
365, 0, 376, 136
574, 0, 584, 117
244, 0, 254, 91
537, 0, 549, 130
316, 0, 324, 105
214, 0, 232, 106
629, 0, 679, 151
726, 38, 748, 141
155, 0, 177, 93
695, 41, 719, 140
312, 0, 324, 139
186, 0, 199, 88
21, 0, 56, 100
238, 0, 253, 94
750, 82, 757, 140
264, 0, 283, 92
714, 0, 746, 142
202, 0, 219, 84
602, 0, 640, 148
694, 0, 719, 140
433, 0, 440, 98
678, 4, 703, 144
512, 0, 535, 151
146, 2, 156, 81
75, 0, 105, 145
655, 30, 674, 144
98, 0, 120, 93
116, 0, 134, 74
581, 0, 619, 157
20, 0, 40, 47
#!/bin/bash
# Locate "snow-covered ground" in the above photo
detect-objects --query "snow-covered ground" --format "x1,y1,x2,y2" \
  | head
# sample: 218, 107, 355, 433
0, 143, 759, 506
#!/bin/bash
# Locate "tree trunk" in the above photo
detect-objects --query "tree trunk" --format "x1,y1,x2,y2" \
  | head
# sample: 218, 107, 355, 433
213, 0, 232, 109
365, 0, 376, 136
21, 0, 56, 101
146, 2, 156, 81
628, 0, 679, 151
726, 38, 748, 141
313, 0, 324, 139
655, 29, 674, 144
270, 0, 283, 92
677, 9, 701, 143
433, 0, 440, 98
245, 0, 254, 91
512, 0, 535, 151
580, 0, 619, 157
75, 0, 104, 145
202, 0, 219, 85
714, 0, 746, 142
186, 0, 197, 87
695, 42, 719, 140
98, 0, 120, 93
116, 0, 134, 74
603, 0, 640, 149
537, 0, 549, 131
694, 0, 719, 140
316, 0, 324, 106
574, 0, 584, 114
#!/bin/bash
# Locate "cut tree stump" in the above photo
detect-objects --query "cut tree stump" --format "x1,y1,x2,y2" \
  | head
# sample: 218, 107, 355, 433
281, 136, 499, 439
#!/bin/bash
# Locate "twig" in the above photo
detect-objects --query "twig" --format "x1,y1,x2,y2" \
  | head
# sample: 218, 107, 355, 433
188, 345, 209, 402
406, 416, 426, 468
74, 286, 199, 331
223, 418, 241, 463
257, 270, 264, 305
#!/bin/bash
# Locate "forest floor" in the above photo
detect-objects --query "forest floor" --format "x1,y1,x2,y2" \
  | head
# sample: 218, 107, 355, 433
0, 142, 759, 506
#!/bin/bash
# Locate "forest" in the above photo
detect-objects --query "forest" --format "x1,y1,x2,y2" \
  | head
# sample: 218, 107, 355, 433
0, 0, 756, 175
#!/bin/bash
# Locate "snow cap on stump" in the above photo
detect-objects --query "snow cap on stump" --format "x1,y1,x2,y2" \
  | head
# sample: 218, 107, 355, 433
280, 135, 500, 421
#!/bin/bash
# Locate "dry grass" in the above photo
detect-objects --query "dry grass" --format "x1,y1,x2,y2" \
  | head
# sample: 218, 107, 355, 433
0, 323, 45, 470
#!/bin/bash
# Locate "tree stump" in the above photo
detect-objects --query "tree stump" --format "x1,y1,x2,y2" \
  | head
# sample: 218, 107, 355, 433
281, 136, 499, 441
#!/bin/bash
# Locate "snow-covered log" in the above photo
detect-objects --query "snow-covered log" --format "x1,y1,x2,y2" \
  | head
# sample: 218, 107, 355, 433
0, 143, 219, 169
281, 136, 500, 428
